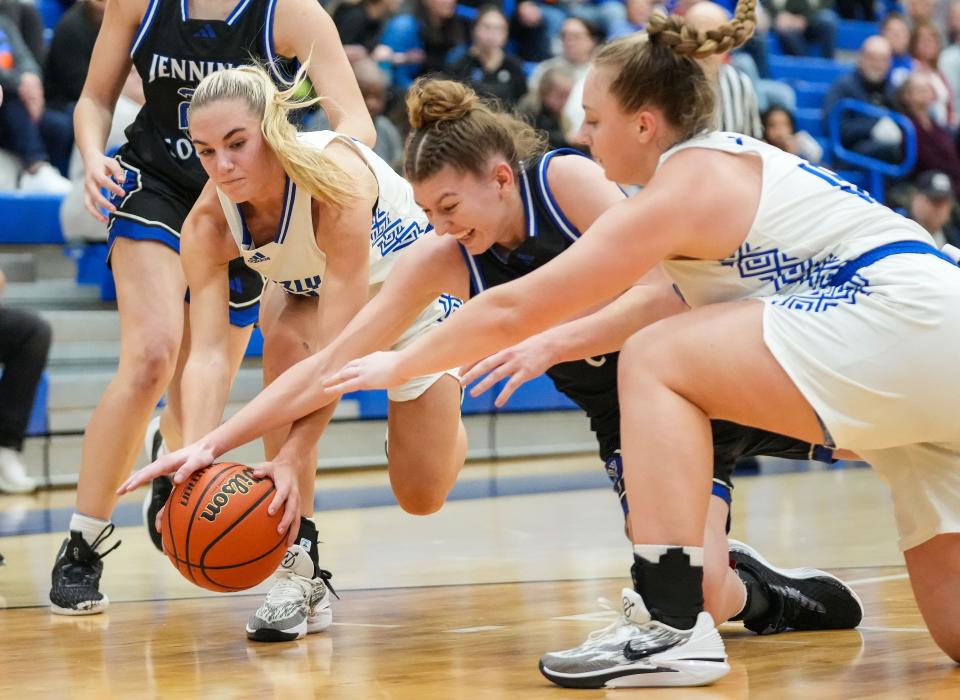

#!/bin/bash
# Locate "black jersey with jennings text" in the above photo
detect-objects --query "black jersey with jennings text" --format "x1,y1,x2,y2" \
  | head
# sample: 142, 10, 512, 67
459, 149, 621, 461
120, 0, 298, 195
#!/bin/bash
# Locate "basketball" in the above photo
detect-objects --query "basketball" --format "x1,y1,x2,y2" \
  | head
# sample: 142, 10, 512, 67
160, 462, 287, 592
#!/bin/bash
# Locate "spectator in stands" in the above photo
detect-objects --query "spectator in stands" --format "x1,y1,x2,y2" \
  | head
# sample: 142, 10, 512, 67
762, 105, 825, 162
528, 16, 599, 136
447, 6, 527, 107
334, 0, 403, 62
460, 0, 554, 62
0, 15, 71, 191
380, 0, 469, 89
608, 0, 653, 38
686, 1, 763, 137
764, 0, 837, 59
940, 2, 960, 118
909, 21, 956, 128
881, 13, 914, 86
536, 0, 627, 46
905, 0, 936, 26
948, 0, 960, 45
0, 0, 44, 64
834, 0, 873, 20
823, 35, 903, 164
897, 72, 960, 199
908, 170, 960, 247
44, 0, 105, 113
518, 64, 579, 149
308, 58, 404, 170
0, 268, 52, 494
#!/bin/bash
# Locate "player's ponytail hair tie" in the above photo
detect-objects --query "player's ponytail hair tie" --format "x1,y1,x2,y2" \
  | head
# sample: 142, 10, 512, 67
189, 62, 357, 210
403, 77, 545, 183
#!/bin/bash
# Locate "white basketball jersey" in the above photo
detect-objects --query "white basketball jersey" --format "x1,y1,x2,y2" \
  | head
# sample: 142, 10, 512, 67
657, 132, 932, 308
217, 131, 432, 296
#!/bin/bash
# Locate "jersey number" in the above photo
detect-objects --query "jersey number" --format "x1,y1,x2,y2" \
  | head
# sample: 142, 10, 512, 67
165, 87, 197, 161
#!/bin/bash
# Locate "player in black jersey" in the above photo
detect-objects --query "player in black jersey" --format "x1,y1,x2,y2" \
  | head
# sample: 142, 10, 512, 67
50, 0, 374, 615
123, 79, 861, 643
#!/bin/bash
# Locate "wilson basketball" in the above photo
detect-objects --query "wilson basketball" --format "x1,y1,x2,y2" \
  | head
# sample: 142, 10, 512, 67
161, 462, 287, 592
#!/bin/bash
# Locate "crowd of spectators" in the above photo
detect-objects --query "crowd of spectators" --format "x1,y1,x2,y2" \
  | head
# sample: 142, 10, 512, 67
0, 0, 957, 225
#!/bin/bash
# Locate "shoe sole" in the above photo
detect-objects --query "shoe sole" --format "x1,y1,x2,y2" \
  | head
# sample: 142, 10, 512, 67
50, 595, 110, 616
246, 605, 333, 642
728, 539, 863, 628
539, 658, 729, 689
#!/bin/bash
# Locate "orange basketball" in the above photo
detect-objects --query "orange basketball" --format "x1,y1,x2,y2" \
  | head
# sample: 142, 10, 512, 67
161, 462, 287, 592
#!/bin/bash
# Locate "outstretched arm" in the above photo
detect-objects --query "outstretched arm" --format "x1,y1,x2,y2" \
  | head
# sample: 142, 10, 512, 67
276, 0, 376, 147
462, 271, 687, 406
324, 149, 757, 393
118, 233, 468, 491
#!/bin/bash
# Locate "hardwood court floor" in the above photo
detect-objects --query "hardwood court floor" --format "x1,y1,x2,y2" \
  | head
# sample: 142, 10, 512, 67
2, 459, 959, 698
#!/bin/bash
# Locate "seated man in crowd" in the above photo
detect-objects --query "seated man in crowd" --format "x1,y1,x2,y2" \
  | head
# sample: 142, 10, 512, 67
907, 170, 960, 249
823, 35, 903, 165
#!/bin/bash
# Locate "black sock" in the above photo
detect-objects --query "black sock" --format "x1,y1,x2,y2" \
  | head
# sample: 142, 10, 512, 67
295, 517, 320, 578
631, 545, 704, 630
730, 567, 771, 622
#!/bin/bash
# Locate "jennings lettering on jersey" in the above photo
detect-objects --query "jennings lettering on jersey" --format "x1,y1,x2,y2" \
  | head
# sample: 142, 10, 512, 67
146, 54, 239, 84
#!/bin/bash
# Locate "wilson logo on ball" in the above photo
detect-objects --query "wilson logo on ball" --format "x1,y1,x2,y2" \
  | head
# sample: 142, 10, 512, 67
199, 468, 263, 522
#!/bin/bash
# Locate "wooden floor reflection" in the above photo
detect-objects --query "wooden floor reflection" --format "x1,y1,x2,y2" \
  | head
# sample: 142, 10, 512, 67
2, 463, 957, 698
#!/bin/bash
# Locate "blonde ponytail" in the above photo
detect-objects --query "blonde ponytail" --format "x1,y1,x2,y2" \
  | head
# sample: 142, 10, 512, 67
189, 63, 357, 209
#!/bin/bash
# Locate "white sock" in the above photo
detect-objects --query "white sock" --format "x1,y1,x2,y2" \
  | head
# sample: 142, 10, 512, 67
69, 512, 111, 551
633, 544, 705, 566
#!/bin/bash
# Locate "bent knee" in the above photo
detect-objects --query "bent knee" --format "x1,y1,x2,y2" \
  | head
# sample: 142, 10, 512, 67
123, 340, 179, 392
394, 487, 447, 516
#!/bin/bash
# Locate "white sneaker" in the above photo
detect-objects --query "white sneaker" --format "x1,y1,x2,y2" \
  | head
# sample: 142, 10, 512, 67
245, 544, 334, 642
19, 163, 71, 194
539, 588, 729, 689
0, 448, 38, 493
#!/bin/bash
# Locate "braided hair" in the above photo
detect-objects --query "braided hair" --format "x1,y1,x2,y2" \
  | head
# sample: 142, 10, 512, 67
593, 0, 756, 140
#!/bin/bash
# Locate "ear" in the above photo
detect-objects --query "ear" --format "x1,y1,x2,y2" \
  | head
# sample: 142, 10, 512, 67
634, 109, 658, 143
492, 161, 515, 193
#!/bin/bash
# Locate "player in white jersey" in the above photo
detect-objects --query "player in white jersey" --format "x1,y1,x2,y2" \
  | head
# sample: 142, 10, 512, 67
292, 2, 960, 688
164, 64, 465, 642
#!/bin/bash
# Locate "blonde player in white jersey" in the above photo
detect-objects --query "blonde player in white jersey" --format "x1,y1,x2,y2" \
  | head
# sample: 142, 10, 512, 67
306, 3, 960, 690
170, 63, 465, 642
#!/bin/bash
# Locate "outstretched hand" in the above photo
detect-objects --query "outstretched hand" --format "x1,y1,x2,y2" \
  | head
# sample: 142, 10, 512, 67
117, 442, 218, 495
459, 338, 553, 407
322, 351, 411, 394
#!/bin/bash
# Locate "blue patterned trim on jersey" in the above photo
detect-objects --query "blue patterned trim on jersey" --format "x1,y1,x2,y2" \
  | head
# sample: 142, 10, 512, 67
437, 293, 463, 320
721, 242, 852, 291
369, 208, 432, 257
130, 0, 162, 57
722, 242, 872, 311
457, 243, 485, 296
537, 149, 588, 243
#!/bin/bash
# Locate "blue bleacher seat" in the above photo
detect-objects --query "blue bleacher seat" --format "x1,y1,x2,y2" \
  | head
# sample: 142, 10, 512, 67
793, 81, 831, 110
794, 107, 826, 138
37, 0, 64, 29
25, 371, 49, 436
836, 20, 879, 52
768, 55, 853, 85
0, 193, 65, 244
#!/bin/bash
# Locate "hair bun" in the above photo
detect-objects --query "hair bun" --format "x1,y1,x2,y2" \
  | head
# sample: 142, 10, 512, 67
406, 78, 478, 129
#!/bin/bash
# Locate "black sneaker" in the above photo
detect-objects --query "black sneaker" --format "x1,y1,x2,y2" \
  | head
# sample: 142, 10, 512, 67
729, 539, 863, 634
50, 525, 121, 616
142, 415, 171, 552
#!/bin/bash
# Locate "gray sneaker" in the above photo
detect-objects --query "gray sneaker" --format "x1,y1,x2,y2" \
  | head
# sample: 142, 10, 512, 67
245, 544, 334, 642
539, 588, 729, 689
